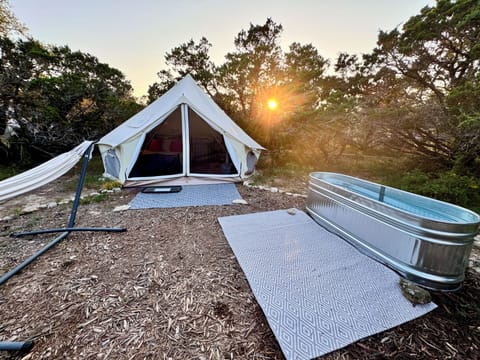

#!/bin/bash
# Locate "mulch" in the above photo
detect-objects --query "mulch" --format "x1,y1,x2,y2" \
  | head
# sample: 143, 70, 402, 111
0, 185, 479, 359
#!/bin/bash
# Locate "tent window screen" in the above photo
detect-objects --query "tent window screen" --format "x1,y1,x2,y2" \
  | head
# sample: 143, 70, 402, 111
105, 149, 121, 178
188, 108, 237, 175
129, 107, 183, 177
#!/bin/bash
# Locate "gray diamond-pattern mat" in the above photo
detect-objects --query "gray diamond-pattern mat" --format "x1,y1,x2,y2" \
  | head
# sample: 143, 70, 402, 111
218, 209, 436, 360
129, 183, 242, 209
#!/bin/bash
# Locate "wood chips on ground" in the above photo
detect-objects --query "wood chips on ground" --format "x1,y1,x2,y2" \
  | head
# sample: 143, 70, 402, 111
0, 184, 479, 360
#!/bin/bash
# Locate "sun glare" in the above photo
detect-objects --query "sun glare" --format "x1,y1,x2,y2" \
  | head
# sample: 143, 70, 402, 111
267, 99, 278, 110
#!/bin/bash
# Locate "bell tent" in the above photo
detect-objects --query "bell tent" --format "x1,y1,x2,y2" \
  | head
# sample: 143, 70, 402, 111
97, 75, 264, 186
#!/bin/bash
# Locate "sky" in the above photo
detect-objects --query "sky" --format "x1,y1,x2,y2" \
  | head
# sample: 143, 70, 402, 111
11, 0, 435, 99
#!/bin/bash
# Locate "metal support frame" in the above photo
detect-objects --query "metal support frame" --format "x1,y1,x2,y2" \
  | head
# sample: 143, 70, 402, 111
0, 341, 33, 351
0, 143, 127, 352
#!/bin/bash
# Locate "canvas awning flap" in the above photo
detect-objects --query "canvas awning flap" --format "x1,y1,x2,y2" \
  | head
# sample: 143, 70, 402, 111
0, 140, 94, 203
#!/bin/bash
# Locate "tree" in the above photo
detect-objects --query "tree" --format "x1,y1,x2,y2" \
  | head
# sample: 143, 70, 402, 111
0, 38, 140, 166
0, 0, 26, 37
370, 0, 480, 166
285, 42, 328, 110
147, 37, 216, 103
323, 0, 480, 170
218, 18, 283, 121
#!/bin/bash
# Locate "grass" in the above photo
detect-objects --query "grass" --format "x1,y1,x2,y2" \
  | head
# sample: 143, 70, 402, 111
80, 193, 108, 205
61, 155, 112, 192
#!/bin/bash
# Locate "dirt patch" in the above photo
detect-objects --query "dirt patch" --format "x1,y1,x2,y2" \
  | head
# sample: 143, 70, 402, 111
0, 185, 479, 359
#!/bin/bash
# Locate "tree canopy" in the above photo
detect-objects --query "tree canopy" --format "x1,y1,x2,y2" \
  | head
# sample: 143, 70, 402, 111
146, 1, 480, 174
0, 37, 140, 165
2, 0, 479, 177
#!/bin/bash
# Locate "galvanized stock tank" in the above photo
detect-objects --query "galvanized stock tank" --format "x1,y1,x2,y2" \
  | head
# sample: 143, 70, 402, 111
306, 172, 480, 291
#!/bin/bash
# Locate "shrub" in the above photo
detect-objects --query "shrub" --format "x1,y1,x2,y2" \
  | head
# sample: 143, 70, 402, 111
389, 170, 480, 213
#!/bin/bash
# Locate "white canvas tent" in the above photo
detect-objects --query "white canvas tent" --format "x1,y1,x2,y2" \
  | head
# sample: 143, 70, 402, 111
97, 75, 264, 186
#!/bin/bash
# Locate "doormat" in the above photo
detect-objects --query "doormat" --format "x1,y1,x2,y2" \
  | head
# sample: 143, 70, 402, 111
129, 183, 242, 209
218, 209, 436, 360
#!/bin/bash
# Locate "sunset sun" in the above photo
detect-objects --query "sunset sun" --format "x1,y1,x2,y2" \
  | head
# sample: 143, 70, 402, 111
267, 98, 278, 110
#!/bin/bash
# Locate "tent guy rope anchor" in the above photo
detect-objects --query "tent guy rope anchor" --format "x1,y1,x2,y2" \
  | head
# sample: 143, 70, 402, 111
0, 142, 126, 352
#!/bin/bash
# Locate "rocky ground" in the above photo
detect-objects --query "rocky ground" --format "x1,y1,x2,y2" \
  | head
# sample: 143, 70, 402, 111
0, 177, 479, 359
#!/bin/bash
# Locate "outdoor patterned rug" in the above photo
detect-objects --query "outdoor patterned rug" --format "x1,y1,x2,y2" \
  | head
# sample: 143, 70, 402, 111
129, 183, 242, 209
218, 209, 437, 360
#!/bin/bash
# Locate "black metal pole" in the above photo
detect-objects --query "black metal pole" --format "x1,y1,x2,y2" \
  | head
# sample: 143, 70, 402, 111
0, 231, 69, 286
11, 227, 126, 237
68, 143, 93, 228
2, 143, 126, 286
0, 341, 34, 351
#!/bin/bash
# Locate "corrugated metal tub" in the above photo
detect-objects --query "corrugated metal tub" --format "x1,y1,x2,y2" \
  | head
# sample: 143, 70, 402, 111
306, 172, 480, 291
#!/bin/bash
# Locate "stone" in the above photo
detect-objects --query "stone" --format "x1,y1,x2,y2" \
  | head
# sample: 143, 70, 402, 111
113, 205, 130, 212
21, 204, 41, 214
232, 199, 248, 205
46, 202, 57, 208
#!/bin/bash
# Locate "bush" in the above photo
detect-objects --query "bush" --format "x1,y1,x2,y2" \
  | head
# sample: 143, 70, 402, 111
388, 170, 480, 213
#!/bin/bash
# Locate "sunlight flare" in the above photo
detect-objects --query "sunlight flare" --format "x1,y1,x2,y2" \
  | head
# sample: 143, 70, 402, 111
267, 98, 278, 110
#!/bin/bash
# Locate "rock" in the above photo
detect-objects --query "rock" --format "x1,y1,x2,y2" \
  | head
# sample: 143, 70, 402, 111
21, 204, 41, 214
113, 205, 130, 212
0, 215, 14, 222
399, 278, 432, 306
232, 199, 248, 205
270, 187, 279, 193
112, 187, 121, 193
287, 208, 296, 215
88, 192, 100, 197
46, 201, 57, 208
474, 235, 480, 248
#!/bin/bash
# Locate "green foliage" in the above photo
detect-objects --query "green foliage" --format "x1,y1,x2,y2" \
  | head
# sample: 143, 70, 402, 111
101, 180, 122, 190
80, 193, 107, 205
0, 37, 141, 167
0, 165, 16, 180
147, 37, 216, 102
386, 170, 480, 213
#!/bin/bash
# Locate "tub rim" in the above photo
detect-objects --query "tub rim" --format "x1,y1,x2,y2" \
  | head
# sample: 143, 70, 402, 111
309, 171, 480, 233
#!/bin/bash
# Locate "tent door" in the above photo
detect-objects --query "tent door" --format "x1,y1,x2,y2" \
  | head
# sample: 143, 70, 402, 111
186, 107, 239, 177
128, 106, 185, 178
